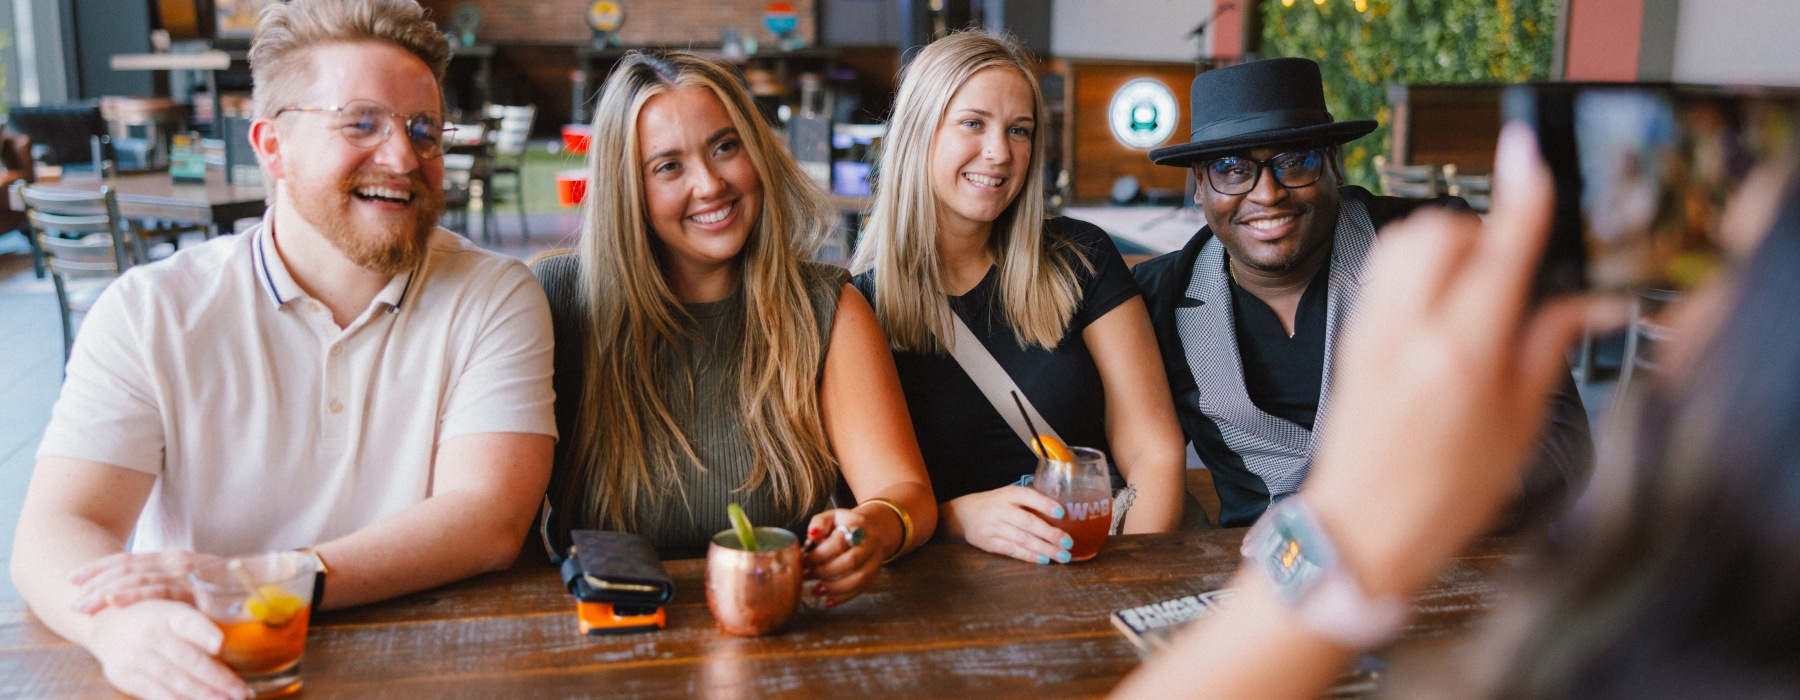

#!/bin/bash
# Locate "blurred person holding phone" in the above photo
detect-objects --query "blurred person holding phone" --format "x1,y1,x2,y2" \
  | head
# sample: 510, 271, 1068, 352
10, 1, 558, 698
1114, 123, 1800, 698
531, 52, 936, 604
849, 31, 1187, 565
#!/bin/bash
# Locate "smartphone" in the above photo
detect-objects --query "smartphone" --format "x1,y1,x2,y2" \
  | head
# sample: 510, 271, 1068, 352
1504, 83, 1799, 298
576, 600, 667, 635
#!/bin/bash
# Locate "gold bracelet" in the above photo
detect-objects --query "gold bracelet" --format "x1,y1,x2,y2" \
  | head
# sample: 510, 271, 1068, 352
858, 498, 913, 565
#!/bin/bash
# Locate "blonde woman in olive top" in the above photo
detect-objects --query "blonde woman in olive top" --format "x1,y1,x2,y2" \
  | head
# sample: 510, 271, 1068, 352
533, 52, 935, 605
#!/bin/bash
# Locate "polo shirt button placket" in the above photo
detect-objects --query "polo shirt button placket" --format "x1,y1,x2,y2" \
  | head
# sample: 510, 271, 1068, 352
319, 319, 349, 454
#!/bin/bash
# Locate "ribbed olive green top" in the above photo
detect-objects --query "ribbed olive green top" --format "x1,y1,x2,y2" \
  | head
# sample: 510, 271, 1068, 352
533, 254, 850, 559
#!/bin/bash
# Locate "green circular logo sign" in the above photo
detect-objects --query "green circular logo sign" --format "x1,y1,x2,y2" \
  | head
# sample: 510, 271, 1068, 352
1109, 79, 1178, 150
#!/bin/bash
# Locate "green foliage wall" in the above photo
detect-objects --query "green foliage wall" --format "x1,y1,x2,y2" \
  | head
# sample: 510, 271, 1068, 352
1261, 0, 1559, 190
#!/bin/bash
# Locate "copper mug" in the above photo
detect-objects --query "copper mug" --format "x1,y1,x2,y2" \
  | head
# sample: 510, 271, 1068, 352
706, 527, 802, 636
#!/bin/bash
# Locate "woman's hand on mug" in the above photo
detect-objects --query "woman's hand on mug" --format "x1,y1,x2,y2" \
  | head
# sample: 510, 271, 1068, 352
800, 508, 883, 607
940, 486, 1074, 564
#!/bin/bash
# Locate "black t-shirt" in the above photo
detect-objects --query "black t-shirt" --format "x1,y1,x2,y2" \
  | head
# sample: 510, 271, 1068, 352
1227, 256, 1330, 429
854, 217, 1141, 502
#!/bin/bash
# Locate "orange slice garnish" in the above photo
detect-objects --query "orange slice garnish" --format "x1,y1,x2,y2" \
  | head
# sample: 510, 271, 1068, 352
244, 586, 304, 627
1033, 434, 1074, 462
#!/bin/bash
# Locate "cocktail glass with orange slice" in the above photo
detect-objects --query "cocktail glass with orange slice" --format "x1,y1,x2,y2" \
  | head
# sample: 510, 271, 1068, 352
1031, 435, 1113, 562
190, 551, 318, 698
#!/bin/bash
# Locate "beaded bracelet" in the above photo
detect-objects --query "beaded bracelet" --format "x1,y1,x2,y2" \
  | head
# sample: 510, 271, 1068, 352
857, 498, 914, 565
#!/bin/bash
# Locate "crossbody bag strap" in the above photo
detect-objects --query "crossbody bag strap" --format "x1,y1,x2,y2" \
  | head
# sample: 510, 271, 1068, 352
947, 312, 1062, 449
948, 312, 1135, 535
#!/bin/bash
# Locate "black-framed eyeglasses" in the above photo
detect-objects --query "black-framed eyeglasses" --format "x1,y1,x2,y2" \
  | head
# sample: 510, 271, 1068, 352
1197, 148, 1328, 196
274, 100, 455, 159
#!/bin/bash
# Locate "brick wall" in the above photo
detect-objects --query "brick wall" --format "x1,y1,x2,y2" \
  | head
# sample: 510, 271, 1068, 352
419, 0, 817, 47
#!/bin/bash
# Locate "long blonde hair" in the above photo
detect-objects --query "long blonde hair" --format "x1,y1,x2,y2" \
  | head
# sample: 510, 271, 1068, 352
850, 31, 1082, 352
557, 51, 840, 533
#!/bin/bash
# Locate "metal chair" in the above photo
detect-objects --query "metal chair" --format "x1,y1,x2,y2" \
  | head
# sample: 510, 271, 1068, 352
1442, 164, 1492, 212
440, 151, 478, 239
1618, 287, 1683, 395
15, 182, 139, 360
484, 104, 535, 244
1374, 155, 1443, 198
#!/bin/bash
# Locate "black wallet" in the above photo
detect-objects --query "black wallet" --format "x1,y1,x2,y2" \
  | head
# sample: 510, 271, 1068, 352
561, 530, 674, 634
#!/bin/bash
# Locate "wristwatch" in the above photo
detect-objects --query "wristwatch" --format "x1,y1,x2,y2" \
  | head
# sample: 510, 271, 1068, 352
1240, 496, 1408, 648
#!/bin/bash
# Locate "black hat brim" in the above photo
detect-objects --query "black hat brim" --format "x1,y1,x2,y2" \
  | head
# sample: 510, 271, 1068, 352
1149, 120, 1379, 167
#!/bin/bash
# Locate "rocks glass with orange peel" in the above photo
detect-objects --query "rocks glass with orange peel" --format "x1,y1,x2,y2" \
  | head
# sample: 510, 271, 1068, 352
189, 551, 319, 698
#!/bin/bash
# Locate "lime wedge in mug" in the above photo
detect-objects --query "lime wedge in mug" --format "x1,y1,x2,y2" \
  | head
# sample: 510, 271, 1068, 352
727, 503, 759, 552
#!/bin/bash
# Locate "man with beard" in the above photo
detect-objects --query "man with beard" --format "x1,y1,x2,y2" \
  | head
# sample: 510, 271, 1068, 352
9, 1, 555, 697
1133, 58, 1592, 528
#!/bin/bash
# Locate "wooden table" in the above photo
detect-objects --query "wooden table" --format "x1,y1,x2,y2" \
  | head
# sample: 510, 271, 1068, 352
17, 171, 267, 235
0, 531, 1521, 697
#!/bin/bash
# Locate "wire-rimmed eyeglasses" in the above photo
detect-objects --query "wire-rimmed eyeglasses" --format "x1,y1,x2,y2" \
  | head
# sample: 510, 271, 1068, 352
1196, 148, 1329, 196
274, 100, 455, 159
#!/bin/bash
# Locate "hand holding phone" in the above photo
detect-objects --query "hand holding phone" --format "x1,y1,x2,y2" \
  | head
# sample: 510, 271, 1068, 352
1506, 83, 1799, 299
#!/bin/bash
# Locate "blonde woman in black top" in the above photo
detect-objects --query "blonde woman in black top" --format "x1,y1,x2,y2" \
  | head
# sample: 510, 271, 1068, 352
852, 32, 1185, 564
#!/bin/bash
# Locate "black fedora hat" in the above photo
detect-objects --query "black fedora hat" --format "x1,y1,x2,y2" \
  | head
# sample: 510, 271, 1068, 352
1149, 57, 1376, 167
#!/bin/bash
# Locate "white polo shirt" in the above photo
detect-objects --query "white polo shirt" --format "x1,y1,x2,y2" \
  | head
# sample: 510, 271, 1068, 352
38, 222, 558, 556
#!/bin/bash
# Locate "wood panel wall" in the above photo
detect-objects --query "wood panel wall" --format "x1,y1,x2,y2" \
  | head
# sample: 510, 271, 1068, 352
1386, 84, 1503, 173
1063, 61, 1194, 203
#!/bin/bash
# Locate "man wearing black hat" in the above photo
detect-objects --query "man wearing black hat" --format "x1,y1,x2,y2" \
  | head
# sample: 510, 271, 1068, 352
1133, 57, 1592, 528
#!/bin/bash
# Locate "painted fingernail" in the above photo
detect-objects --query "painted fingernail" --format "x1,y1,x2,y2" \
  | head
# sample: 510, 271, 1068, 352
1052, 506, 1065, 519
808, 527, 824, 540
1035, 555, 1050, 565
1060, 536, 1074, 549
1056, 550, 1072, 563
813, 584, 828, 595
824, 598, 837, 609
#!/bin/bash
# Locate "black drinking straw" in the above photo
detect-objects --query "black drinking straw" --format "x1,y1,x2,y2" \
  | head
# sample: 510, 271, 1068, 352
1010, 390, 1043, 456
